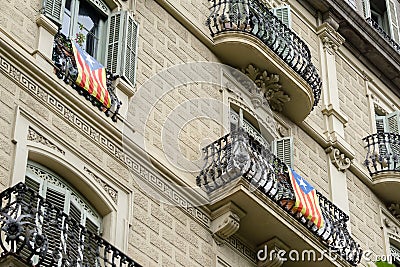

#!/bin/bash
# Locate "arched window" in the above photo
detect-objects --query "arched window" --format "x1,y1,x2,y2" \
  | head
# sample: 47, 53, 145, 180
26, 161, 102, 232
25, 161, 102, 265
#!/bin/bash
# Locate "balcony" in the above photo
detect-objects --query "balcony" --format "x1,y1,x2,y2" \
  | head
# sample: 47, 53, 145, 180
197, 129, 362, 266
206, 0, 322, 122
366, 18, 400, 54
0, 183, 142, 267
363, 132, 400, 203
52, 32, 121, 122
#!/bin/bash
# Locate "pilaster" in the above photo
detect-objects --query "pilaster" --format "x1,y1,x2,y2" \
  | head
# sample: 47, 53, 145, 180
317, 19, 351, 216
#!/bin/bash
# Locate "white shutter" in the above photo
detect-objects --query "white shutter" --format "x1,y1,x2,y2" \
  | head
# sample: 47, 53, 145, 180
42, 0, 66, 25
387, 0, 400, 42
362, 0, 371, 18
375, 115, 389, 161
375, 115, 388, 133
273, 137, 293, 167
106, 11, 139, 87
386, 111, 400, 164
272, 5, 291, 28
386, 111, 400, 133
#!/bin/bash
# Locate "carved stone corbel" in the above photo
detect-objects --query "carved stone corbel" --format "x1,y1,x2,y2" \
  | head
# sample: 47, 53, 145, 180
240, 65, 290, 112
327, 147, 351, 171
257, 237, 289, 267
317, 22, 345, 53
210, 202, 246, 245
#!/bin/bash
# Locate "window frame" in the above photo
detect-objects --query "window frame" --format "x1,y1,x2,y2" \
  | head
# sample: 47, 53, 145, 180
25, 161, 102, 233
61, 0, 110, 61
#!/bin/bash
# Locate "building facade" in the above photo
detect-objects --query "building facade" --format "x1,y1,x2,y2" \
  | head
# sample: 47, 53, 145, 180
0, 0, 400, 266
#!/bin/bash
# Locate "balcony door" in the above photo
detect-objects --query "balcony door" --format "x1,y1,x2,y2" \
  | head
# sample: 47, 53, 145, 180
25, 161, 102, 266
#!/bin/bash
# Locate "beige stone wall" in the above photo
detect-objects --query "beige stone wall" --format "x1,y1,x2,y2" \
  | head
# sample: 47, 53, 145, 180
0, 0, 39, 51
0, 0, 399, 266
347, 172, 385, 267
336, 56, 370, 166
0, 71, 16, 188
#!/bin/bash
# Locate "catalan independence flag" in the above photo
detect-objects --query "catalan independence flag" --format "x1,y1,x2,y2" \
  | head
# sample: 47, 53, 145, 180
72, 42, 111, 109
288, 168, 324, 229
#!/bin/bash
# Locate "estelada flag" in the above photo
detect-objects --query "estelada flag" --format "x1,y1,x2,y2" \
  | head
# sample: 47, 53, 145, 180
72, 42, 111, 109
288, 168, 325, 229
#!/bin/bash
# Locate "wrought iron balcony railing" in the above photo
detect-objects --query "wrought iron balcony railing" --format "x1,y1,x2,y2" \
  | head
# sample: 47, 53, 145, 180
206, 0, 322, 108
52, 32, 121, 122
363, 132, 400, 176
0, 183, 142, 267
366, 18, 400, 54
196, 129, 362, 266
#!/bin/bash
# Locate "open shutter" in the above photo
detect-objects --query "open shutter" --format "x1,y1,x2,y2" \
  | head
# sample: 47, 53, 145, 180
272, 6, 291, 28
386, 111, 400, 165
362, 0, 371, 18
42, 0, 66, 25
273, 137, 293, 167
387, 0, 400, 42
107, 11, 139, 87
386, 111, 400, 133
375, 115, 389, 158
272, 6, 292, 60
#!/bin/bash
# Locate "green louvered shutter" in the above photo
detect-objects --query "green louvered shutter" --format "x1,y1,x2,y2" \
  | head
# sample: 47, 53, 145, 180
387, 0, 400, 42
273, 137, 293, 167
273, 6, 291, 28
107, 11, 139, 87
272, 6, 292, 60
42, 0, 66, 25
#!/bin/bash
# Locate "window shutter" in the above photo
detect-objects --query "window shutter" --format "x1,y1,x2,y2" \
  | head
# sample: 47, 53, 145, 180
387, 0, 400, 42
386, 111, 400, 164
42, 0, 66, 25
386, 110, 400, 134
272, 5, 291, 28
273, 137, 293, 167
375, 115, 388, 133
375, 115, 389, 157
362, 0, 371, 18
107, 11, 139, 87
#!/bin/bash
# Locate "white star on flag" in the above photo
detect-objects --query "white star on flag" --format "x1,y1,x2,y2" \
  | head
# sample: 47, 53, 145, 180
299, 177, 307, 189
86, 54, 95, 68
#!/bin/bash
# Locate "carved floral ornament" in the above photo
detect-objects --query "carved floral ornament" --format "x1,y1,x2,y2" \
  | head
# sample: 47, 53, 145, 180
237, 64, 291, 112
328, 147, 351, 171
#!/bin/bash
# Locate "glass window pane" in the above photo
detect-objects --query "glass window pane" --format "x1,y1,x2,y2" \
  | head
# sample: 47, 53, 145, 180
76, 0, 101, 57
61, 0, 72, 36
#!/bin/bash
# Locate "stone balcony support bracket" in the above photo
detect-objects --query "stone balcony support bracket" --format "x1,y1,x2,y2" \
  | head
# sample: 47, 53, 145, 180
210, 202, 246, 244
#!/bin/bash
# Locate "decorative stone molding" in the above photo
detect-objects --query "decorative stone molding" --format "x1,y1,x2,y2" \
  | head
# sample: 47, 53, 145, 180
317, 22, 345, 53
27, 127, 65, 155
226, 235, 257, 263
211, 202, 246, 244
240, 65, 290, 112
0, 55, 211, 227
84, 167, 118, 204
327, 146, 351, 171
257, 237, 289, 267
